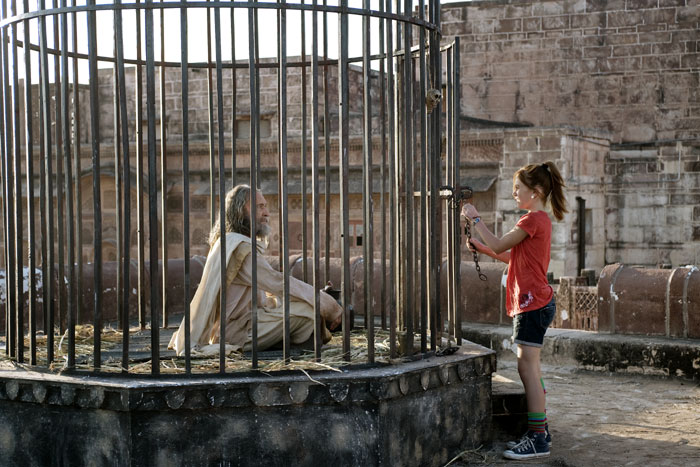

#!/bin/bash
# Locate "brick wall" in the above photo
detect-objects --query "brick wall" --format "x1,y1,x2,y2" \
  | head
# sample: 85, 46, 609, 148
442, 0, 700, 143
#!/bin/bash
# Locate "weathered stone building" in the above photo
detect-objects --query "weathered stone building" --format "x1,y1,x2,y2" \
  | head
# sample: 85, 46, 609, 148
443, 0, 700, 274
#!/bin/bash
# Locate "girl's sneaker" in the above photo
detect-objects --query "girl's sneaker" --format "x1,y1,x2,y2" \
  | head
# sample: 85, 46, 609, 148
505, 424, 552, 449
502, 431, 550, 460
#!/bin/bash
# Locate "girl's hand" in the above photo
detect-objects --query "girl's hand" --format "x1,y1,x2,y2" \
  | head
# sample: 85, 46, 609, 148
467, 238, 486, 254
461, 203, 480, 221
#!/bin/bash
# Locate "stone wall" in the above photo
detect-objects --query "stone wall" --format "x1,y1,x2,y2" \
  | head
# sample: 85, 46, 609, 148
442, 0, 700, 143
606, 140, 700, 266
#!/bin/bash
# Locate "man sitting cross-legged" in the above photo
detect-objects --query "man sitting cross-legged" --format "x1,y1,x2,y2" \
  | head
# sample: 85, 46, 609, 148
169, 184, 342, 356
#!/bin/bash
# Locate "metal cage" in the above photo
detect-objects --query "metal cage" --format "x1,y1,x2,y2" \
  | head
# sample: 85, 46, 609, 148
0, 0, 463, 375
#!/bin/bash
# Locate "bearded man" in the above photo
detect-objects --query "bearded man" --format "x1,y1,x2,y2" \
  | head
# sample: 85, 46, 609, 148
169, 184, 342, 355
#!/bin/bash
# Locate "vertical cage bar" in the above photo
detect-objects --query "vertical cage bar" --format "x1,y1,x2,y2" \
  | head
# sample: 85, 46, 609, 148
35, 2, 47, 358
86, 0, 103, 368
206, 0, 215, 229
338, 0, 351, 360
214, 0, 228, 372
71, 0, 83, 327
385, 0, 396, 358
395, 2, 404, 354
60, 0, 76, 367
428, 0, 441, 350
113, 37, 123, 332
180, 0, 192, 373
53, 0, 66, 337
9, 11, 20, 362
253, 5, 261, 186
22, 1, 37, 365
300, 0, 308, 283
403, 0, 414, 354
114, 0, 132, 370
278, 0, 291, 361
145, 0, 161, 375
418, 0, 427, 352
9, 0, 24, 362
362, 0, 374, 362
135, 0, 146, 330
322, 0, 330, 284
311, 0, 322, 360
0, 0, 11, 356
378, 0, 387, 331
37, 0, 52, 361
160, 0, 169, 330
453, 38, 462, 342
230, 4, 237, 186
247, 0, 259, 368
445, 46, 453, 341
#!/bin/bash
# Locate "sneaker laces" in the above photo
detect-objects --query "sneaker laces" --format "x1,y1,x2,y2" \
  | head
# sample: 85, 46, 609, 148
511, 436, 535, 454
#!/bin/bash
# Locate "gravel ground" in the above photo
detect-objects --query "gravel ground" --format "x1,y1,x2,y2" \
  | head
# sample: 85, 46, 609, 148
446, 355, 700, 467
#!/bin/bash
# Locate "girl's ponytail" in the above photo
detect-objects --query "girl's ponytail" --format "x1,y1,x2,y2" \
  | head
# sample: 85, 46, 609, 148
541, 161, 568, 221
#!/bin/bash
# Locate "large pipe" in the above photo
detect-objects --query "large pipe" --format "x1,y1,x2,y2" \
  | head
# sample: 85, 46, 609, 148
598, 263, 700, 338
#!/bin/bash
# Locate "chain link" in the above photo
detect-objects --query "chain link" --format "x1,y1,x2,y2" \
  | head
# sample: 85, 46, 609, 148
445, 192, 488, 282
464, 218, 488, 281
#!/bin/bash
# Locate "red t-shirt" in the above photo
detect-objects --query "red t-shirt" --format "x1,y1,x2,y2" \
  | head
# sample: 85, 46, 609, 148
506, 210, 553, 317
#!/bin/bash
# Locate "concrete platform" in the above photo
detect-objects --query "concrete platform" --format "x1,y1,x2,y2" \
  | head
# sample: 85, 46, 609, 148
463, 322, 700, 379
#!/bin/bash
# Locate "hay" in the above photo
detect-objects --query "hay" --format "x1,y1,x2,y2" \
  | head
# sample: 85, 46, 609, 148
0, 326, 408, 375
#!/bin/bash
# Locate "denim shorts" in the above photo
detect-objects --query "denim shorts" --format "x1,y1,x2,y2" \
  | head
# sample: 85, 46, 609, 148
512, 298, 556, 347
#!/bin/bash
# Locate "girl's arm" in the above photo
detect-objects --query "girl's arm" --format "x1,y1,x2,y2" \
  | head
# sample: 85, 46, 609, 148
468, 238, 510, 264
462, 203, 528, 254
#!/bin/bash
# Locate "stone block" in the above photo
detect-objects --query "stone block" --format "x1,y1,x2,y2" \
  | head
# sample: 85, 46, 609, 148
600, 56, 642, 73
638, 31, 672, 43
606, 33, 640, 45
542, 15, 570, 30
494, 18, 522, 33
643, 54, 682, 71
627, 0, 665, 9
471, 20, 495, 35
442, 6, 464, 22
586, 0, 625, 12
612, 44, 652, 56
504, 4, 533, 19
677, 5, 700, 22
607, 10, 644, 27
583, 45, 612, 58
681, 53, 700, 68
642, 8, 678, 25
570, 12, 607, 28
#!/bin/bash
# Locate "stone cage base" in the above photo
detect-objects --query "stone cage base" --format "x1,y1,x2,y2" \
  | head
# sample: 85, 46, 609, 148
0, 341, 495, 467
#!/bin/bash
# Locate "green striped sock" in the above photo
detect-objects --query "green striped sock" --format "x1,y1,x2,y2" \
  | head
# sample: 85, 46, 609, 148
528, 412, 547, 433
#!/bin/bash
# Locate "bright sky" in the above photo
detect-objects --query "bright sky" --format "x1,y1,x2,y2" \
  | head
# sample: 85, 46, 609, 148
10, 0, 465, 83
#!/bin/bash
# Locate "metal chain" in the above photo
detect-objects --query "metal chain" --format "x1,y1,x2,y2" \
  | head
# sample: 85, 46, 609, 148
464, 219, 488, 281
445, 192, 488, 282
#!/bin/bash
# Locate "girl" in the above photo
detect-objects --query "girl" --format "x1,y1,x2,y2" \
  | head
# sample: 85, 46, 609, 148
461, 161, 568, 460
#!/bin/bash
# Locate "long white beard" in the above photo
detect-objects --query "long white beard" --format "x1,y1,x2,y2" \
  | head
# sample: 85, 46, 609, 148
256, 223, 271, 251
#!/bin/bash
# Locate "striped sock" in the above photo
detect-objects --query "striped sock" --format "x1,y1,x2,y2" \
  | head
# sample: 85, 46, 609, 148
528, 412, 547, 434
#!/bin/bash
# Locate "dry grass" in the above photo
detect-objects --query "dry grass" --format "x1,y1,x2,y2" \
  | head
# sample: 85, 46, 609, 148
0, 325, 404, 375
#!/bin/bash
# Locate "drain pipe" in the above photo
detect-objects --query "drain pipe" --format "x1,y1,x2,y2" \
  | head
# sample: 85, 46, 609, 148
576, 196, 586, 276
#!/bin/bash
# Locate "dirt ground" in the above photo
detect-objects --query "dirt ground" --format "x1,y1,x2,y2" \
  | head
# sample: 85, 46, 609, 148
449, 356, 700, 467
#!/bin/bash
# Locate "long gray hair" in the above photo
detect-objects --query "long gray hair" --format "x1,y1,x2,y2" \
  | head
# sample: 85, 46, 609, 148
208, 184, 254, 247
